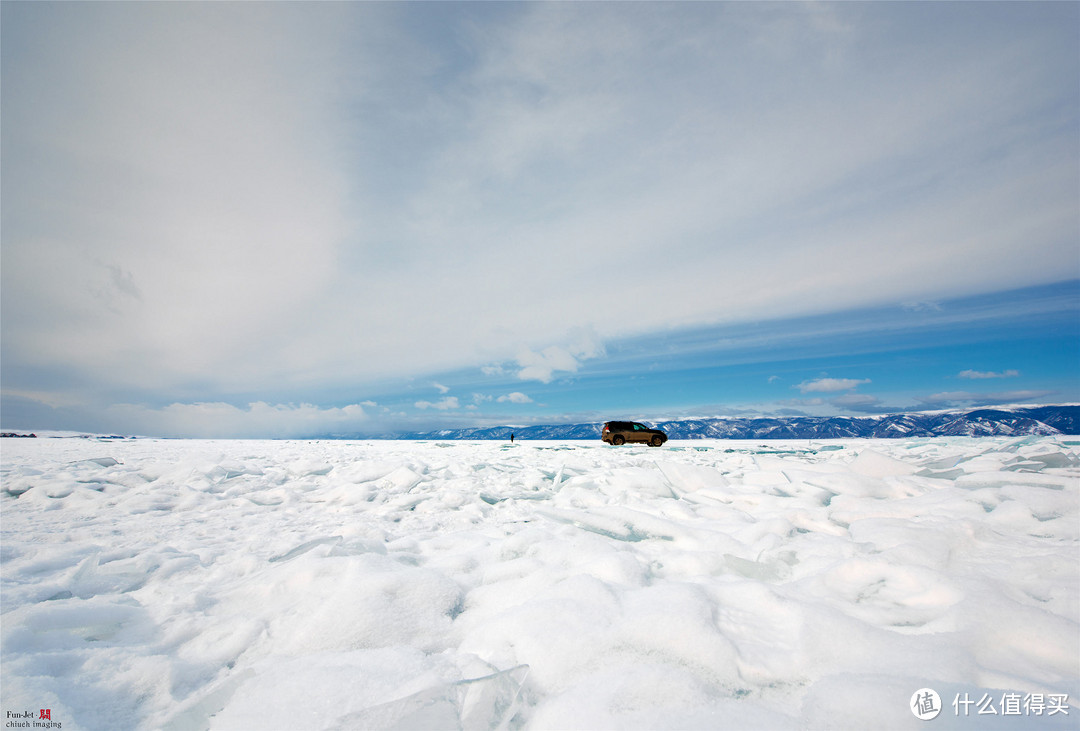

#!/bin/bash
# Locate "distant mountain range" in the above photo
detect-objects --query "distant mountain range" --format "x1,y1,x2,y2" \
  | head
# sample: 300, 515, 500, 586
395, 405, 1080, 441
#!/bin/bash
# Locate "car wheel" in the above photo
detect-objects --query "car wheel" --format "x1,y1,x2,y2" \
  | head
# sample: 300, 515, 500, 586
612, 435, 625, 446
650, 435, 663, 447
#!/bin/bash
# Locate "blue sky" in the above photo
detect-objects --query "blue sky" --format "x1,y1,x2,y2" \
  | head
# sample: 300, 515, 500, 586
1, 2, 1077, 438
358, 280, 1079, 432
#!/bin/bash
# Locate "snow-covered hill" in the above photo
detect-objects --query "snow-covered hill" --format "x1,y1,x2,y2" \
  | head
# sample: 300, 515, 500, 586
399, 404, 1080, 441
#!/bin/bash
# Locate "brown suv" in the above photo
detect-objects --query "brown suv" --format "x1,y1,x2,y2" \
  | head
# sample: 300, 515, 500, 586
601, 421, 667, 447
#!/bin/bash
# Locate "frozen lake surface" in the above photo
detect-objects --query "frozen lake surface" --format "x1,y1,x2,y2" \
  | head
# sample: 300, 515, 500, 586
2, 436, 1077, 729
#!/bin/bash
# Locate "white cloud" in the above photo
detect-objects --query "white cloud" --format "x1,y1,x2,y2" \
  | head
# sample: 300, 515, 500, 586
919, 390, 1054, 407
902, 300, 943, 312
796, 378, 871, 393
414, 397, 459, 411
958, 369, 1020, 379
830, 393, 883, 412
497, 392, 533, 404
516, 346, 581, 384
921, 391, 976, 404
515, 328, 606, 383
780, 398, 828, 408
106, 401, 368, 439
432, 382, 451, 394
2, 3, 354, 396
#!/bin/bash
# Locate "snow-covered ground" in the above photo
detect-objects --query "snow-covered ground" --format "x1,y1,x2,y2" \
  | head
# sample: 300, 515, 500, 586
2, 437, 1077, 730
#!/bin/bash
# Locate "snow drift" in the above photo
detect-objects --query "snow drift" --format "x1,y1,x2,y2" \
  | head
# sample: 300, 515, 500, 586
1, 436, 1077, 729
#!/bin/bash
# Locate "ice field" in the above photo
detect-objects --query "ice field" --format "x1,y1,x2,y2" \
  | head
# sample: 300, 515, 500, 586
1, 436, 1077, 730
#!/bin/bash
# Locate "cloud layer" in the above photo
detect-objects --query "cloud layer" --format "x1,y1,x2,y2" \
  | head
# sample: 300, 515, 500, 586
2, 3, 1077, 436
959, 369, 1020, 380
796, 378, 872, 394
108, 402, 369, 439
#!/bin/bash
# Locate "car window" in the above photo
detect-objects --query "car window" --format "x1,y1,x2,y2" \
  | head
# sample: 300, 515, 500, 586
633, 424, 644, 431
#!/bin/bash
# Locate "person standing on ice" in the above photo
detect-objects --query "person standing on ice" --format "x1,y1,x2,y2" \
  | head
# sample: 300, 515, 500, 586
510, 433, 514, 443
